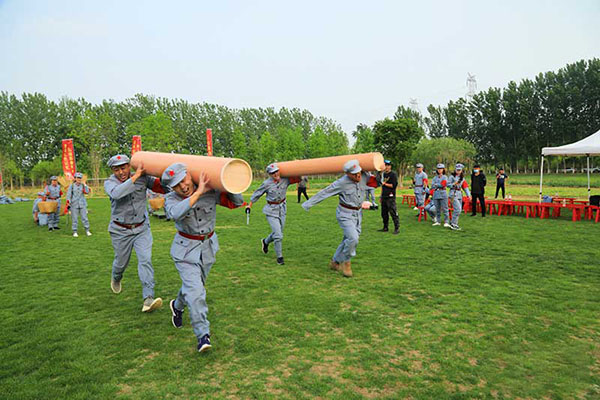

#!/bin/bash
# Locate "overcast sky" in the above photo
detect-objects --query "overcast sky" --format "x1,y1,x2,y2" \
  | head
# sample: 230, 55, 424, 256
1, 0, 598, 136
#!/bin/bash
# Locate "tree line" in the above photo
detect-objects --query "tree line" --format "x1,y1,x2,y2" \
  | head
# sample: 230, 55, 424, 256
0, 93, 349, 186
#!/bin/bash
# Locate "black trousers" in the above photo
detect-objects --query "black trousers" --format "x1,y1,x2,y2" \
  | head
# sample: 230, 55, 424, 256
381, 197, 399, 229
471, 193, 486, 216
495, 184, 505, 199
297, 187, 309, 202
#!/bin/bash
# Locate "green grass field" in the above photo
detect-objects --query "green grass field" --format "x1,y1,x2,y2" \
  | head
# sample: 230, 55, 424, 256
1, 189, 599, 400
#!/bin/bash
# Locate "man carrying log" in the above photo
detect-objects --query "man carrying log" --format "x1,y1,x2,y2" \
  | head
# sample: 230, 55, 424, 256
104, 154, 164, 313
161, 163, 245, 353
246, 163, 300, 266
301, 160, 378, 277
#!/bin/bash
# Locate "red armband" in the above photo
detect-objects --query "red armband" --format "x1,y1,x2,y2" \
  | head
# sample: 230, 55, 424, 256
441, 180, 447, 188
423, 178, 429, 186
151, 178, 165, 194
219, 192, 243, 209
429, 189, 434, 196
367, 175, 378, 188
462, 181, 469, 189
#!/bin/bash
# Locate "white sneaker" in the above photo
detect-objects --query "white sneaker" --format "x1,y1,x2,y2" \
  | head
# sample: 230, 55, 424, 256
432, 222, 441, 226
86, 231, 92, 236
444, 223, 451, 228
413, 206, 419, 211
73, 232, 79, 237
450, 224, 462, 231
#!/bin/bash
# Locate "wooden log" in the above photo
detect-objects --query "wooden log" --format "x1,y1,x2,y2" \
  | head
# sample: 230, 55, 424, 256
130, 151, 253, 194
277, 153, 385, 177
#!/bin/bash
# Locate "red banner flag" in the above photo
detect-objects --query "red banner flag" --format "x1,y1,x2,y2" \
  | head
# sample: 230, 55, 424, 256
61, 139, 77, 179
132, 135, 142, 155
206, 129, 213, 156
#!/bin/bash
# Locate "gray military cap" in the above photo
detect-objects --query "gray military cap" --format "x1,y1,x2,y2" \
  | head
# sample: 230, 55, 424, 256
343, 159, 362, 174
455, 163, 465, 170
436, 163, 445, 169
107, 154, 130, 168
416, 163, 424, 168
161, 163, 187, 188
74, 172, 83, 179
266, 163, 279, 174
37, 191, 45, 196
50, 176, 58, 181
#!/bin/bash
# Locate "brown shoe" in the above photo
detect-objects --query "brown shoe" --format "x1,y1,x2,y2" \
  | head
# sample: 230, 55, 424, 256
329, 259, 340, 271
341, 261, 353, 278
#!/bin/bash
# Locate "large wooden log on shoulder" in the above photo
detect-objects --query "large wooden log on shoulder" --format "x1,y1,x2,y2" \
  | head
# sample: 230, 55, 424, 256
277, 152, 385, 177
130, 151, 253, 194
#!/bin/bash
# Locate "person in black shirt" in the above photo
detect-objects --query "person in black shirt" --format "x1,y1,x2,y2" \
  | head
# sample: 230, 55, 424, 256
495, 168, 508, 199
378, 160, 399, 234
470, 164, 487, 217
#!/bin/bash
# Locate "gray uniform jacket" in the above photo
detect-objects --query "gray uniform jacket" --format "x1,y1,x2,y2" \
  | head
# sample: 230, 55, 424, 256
250, 177, 299, 217
431, 175, 448, 200
447, 175, 471, 199
104, 174, 164, 226
165, 189, 245, 236
414, 171, 428, 192
45, 184, 62, 200
302, 172, 376, 211
67, 182, 90, 208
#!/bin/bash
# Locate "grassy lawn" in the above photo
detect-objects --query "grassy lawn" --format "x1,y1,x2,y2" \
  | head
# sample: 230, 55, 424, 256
1, 190, 599, 399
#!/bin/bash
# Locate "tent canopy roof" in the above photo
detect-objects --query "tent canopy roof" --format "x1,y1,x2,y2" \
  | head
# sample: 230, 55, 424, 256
542, 129, 600, 156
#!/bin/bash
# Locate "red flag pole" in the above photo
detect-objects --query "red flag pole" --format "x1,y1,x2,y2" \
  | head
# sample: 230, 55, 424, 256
132, 135, 142, 155
206, 129, 213, 156
61, 139, 76, 179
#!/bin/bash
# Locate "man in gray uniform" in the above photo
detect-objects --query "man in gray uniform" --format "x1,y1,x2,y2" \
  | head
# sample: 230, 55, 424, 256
32, 192, 48, 226
302, 160, 378, 278
448, 163, 471, 231
413, 163, 428, 210
44, 176, 62, 231
104, 154, 164, 312
247, 163, 299, 265
66, 172, 92, 237
162, 163, 245, 353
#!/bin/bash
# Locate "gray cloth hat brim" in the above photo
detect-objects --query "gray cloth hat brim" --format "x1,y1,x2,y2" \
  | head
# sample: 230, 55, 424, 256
161, 163, 187, 188
343, 160, 362, 174
107, 154, 130, 168
436, 164, 445, 169
266, 163, 279, 174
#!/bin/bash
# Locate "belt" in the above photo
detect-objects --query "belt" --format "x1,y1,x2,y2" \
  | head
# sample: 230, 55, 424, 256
268, 199, 286, 205
114, 220, 145, 229
339, 203, 360, 210
414, 185, 423, 187
48, 197, 59, 200
178, 231, 214, 241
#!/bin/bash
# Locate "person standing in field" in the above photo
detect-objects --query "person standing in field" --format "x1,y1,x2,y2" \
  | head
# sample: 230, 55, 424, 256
470, 164, 487, 217
448, 163, 470, 231
378, 159, 399, 234
301, 160, 378, 278
44, 176, 62, 231
297, 176, 309, 203
430, 163, 450, 228
495, 167, 508, 199
161, 163, 245, 353
104, 154, 164, 313
32, 191, 48, 226
413, 163, 428, 210
66, 172, 92, 237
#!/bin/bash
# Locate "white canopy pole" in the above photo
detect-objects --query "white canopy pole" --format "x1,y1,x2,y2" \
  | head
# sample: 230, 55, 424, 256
539, 155, 544, 203
587, 155, 591, 201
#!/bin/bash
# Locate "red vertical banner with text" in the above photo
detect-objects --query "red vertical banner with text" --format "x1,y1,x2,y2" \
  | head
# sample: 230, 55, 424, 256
61, 139, 77, 179
206, 129, 213, 156
132, 135, 142, 155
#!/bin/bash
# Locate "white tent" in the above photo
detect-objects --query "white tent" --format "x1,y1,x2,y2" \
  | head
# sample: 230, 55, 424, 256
539, 128, 600, 201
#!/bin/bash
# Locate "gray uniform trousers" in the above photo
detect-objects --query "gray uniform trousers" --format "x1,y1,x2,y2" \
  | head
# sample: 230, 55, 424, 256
366, 188, 376, 204
451, 196, 462, 226
264, 203, 286, 258
333, 207, 362, 263
71, 205, 90, 232
172, 233, 219, 339
433, 198, 449, 223
414, 190, 425, 207
425, 201, 437, 219
109, 221, 155, 299
48, 201, 60, 228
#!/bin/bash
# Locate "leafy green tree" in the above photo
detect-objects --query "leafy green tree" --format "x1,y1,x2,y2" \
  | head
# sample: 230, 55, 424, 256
126, 111, 177, 154
411, 138, 476, 172
373, 118, 424, 185
307, 127, 329, 158
352, 124, 375, 153
259, 131, 277, 167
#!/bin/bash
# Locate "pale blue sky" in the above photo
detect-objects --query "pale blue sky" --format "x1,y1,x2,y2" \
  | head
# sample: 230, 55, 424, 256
0, 0, 598, 135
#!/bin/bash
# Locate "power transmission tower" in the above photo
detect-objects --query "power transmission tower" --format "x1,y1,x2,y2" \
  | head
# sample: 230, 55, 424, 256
466, 73, 477, 100
409, 98, 419, 113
